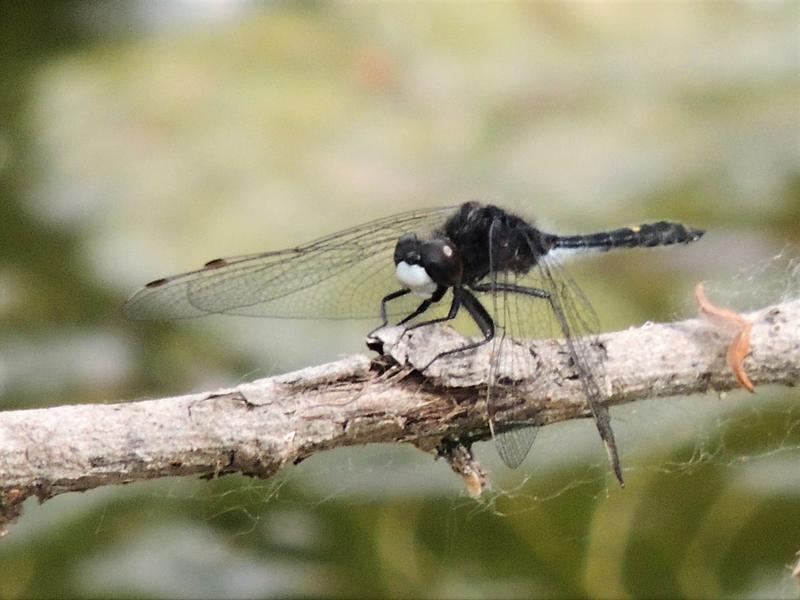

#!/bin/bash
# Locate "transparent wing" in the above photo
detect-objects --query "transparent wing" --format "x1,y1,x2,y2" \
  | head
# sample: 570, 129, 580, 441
490, 423, 540, 471
478, 249, 605, 470
122, 206, 455, 321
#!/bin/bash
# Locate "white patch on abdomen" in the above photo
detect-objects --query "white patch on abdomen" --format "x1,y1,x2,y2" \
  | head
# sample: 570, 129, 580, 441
395, 261, 437, 298
547, 245, 595, 264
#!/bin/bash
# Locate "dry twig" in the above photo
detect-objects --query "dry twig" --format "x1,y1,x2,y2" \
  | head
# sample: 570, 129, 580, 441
0, 298, 798, 534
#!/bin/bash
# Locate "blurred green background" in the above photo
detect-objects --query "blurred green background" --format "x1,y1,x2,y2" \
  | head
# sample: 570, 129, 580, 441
1, 2, 799, 598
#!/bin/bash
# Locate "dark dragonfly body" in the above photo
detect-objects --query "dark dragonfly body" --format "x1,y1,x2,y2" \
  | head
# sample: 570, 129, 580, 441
393, 203, 700, 299
379, 203, 702, 481
124, 202, 704, 483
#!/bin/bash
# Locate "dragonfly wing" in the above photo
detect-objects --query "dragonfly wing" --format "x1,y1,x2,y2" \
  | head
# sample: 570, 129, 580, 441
491, 424, 539, 470
122, 206, 454, 320
479, 233, 605, 469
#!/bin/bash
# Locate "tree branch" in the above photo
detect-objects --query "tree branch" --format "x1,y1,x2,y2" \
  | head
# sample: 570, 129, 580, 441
1, 299, 798, 534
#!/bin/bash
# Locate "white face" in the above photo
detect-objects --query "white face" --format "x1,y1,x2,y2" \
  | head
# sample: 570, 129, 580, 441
395, 261, 437, 298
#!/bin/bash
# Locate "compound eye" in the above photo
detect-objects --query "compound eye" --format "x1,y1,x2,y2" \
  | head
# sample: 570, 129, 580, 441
421, 239, 462, 286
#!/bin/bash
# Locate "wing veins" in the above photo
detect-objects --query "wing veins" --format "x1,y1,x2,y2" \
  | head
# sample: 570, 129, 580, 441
123, 206, 454, 320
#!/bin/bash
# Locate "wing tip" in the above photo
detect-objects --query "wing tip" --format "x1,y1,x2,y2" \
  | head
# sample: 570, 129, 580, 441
121, 289, 154, 321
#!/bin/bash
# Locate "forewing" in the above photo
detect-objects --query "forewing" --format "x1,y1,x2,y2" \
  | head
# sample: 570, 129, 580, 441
122, 206, 454, 320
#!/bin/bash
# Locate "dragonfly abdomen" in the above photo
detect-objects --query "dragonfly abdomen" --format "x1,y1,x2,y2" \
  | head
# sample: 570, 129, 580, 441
554, 221, 704, 251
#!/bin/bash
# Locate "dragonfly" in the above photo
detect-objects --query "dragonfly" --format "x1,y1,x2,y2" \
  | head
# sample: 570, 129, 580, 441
124, 201, 704, 483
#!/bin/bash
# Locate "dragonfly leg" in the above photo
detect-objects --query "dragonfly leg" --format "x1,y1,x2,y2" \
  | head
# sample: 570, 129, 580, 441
368, 289, 410, 337
380, 289, 410, 326
401, 285, 453, 329
397, 289, 445, 326
417, 287, 496, 371
370, 285, 446, 338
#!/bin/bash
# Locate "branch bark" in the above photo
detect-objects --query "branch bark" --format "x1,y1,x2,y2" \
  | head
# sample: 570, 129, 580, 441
1, 298, 798, 534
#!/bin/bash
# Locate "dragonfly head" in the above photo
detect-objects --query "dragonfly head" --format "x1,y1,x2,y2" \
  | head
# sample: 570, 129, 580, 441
394, 233, 463, 297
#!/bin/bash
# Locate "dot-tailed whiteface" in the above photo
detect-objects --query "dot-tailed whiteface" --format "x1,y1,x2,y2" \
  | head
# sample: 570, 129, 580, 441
123, 201, 704, 483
